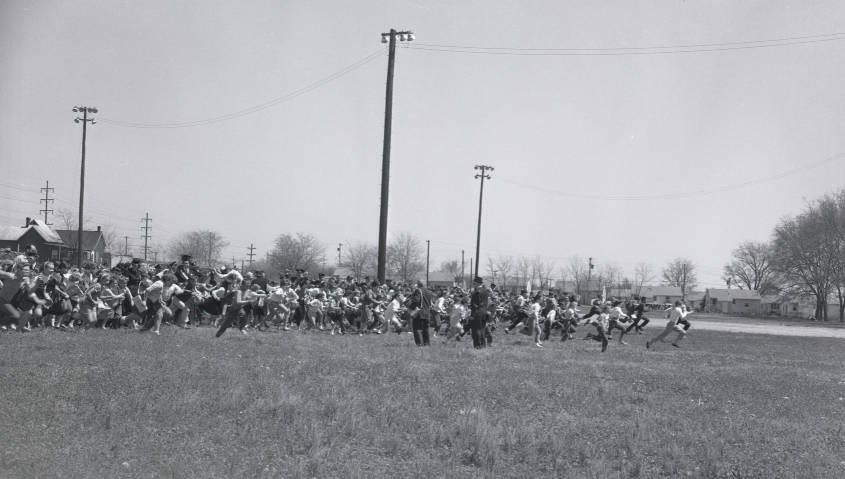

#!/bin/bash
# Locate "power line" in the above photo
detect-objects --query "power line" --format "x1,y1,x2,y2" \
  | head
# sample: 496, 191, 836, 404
497, 154, 845, 201
412, 31, 845, 52
405, 31, 845, 56
98, 48, 385, 129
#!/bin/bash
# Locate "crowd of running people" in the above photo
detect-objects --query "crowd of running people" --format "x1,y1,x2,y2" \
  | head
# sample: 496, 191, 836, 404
0, 246, 692, 350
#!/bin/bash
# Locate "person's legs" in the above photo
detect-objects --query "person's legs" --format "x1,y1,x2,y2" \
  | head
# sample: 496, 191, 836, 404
647, 321, 674, 348
672, 324, 687, 346
215, 314, 235, 337
420, 317, 430, 346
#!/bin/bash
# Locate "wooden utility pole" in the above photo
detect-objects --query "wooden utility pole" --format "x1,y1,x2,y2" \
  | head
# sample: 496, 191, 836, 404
247, 243, 256, 268
376, 28, 415, 283
73, 106, 97, 268
140, 212, 152, 262
473, 165, 494, 279
39, 180, 55, 225
461, 249, 465, 288
425, 239, 430, 287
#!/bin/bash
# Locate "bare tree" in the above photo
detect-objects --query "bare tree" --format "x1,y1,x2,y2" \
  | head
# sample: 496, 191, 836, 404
440, 259, 460, 276
167, 230, 228, 267
633, 262, 654, 297
267, 233, 326, 275
772, 193, 842, 321
345, 242, 377, 282
53, 207, 97, 252
597, 264, 623, 298
722, 241, 779, 295
387, 232, 424, 283
486, 257, 499, 284
530, 256, 556, 290
494, 255, 514, 290
515, 256, 531, 290
565, 256, 590, 300
662, 258, 698, 299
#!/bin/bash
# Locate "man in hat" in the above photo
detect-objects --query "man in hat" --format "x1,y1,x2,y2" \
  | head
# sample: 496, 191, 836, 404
175, 255, 193, 283
469, 277, 490, 348
409, 280, 433, 346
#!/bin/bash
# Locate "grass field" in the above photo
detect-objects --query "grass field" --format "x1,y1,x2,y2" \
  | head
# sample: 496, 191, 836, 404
1, 324, 844, 478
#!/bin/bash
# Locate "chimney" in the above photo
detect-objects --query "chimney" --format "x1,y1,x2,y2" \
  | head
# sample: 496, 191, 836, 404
24, 217, 31, 227
97, 225, 101, 232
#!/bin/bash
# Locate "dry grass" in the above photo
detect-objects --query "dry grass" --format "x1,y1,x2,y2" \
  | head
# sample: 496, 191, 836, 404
1, 325, 844, 478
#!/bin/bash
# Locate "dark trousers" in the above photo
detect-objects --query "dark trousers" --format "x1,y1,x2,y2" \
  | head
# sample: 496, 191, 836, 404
625, 315, 650, 333
505, 312, 527, 332
413, 316, 430, 346
470, 312, 487, 348
585, 326, 609, 352
430, 312, 441, 334
215, 312, 246, 337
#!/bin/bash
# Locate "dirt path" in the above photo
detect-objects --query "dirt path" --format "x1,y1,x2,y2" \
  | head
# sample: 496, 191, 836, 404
679, 318, 845, 339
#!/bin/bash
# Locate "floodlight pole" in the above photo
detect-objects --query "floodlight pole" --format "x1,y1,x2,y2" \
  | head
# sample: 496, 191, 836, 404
377, 28, 414, 283
73, 106, 97, 268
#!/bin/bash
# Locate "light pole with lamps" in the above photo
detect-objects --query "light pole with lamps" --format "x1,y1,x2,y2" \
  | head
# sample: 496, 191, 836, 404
473, 165, 493, 279
376, 28, 414, 283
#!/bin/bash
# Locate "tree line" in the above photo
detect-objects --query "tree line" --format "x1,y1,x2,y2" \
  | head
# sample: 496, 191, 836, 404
723, 189, 845, 321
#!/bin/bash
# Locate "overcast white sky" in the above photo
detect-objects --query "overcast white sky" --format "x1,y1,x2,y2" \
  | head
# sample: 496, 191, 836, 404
2, 0, 845, 287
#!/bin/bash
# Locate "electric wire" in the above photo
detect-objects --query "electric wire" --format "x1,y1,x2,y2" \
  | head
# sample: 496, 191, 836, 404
98, 48, 385, 129
497, 154, 845, 201
405, 31, 845, 56
412, 31, 845, 52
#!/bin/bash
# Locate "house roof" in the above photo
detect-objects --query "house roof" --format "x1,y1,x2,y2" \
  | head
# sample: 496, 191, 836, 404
412, 270, 457, 284
0, 220, 63, 244
686, 291, 705, 301
55, 229, 104, 251
641, 285, 685, 297
0, 225, 22, 242
706, 288, 762, 301
25, 219, 63, 244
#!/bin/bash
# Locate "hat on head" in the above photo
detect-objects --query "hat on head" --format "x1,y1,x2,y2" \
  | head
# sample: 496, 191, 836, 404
473, 276, 483, 284
181, 254, 191, 262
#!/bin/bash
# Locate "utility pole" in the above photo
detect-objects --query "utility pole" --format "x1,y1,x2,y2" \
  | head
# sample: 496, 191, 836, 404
473, 165, 494, 279
376, 28, 415, 283
247, 243, 256, 268
232, 257, 236, 269
337, 243, 343, 266
73, 106, 97, 268
588, 257, 595, 299
469, 257, 473, 282
241, 259, 245, 271
461, 249, 465, 287
425, 239, 430, 287
140, 212, 152, 263
123, 236, 129, 259
39, 180, 55, 225
152, 251, 158, 263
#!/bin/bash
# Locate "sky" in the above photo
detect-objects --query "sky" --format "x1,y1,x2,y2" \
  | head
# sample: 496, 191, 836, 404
2, 0, 845, 288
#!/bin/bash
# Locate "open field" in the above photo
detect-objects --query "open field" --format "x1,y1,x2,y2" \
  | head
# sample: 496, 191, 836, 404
1, 324, 844, 478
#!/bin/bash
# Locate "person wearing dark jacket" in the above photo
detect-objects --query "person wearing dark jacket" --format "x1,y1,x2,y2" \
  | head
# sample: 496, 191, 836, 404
410, 281, 433, 346
469, 277, 490, 349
